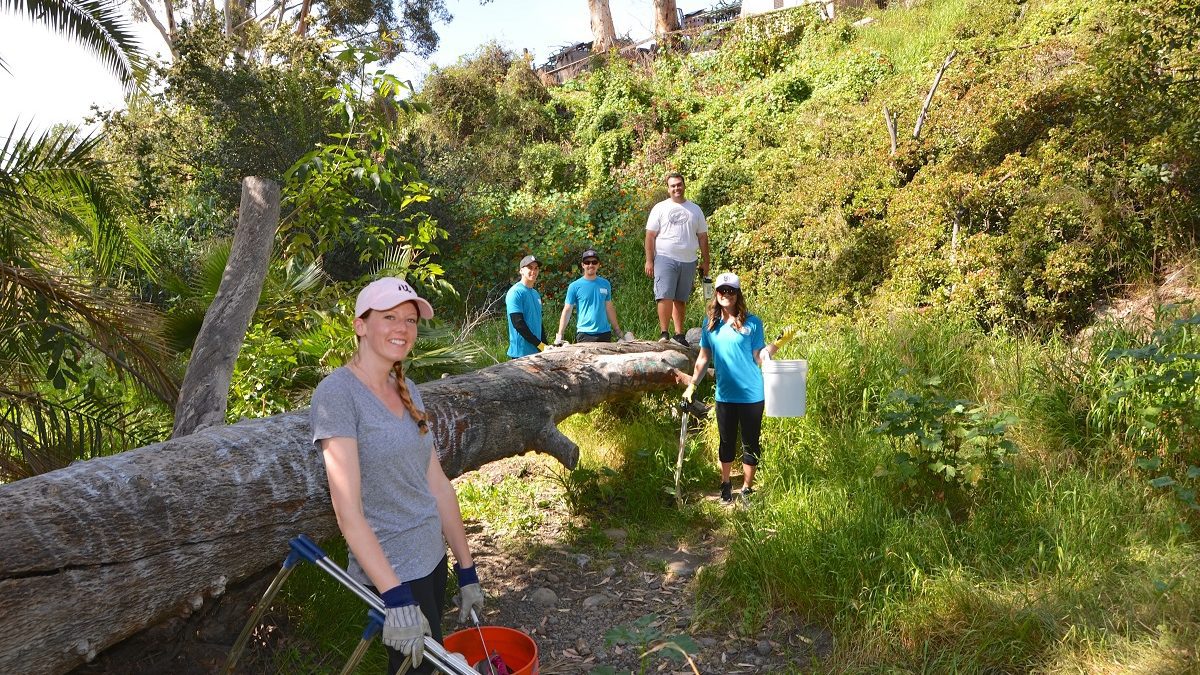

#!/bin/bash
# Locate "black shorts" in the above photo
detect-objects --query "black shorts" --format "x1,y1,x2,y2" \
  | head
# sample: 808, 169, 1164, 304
715, 401, 765, 466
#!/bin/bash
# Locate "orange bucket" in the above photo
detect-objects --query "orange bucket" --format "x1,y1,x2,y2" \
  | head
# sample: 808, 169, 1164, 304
443, 625, 539, 675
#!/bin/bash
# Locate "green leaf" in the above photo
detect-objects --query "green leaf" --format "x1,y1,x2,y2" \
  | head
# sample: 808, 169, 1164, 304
1136, 457, 1163, 470
1150, 476, 1177, 488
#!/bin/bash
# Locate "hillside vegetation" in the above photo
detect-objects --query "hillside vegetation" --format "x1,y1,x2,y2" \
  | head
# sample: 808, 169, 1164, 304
377, 0, 1200, 671
413, 0, 1197, 333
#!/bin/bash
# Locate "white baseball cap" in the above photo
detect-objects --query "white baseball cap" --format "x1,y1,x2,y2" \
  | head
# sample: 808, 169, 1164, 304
714, 272, 740, 290
354, 277, 434, 319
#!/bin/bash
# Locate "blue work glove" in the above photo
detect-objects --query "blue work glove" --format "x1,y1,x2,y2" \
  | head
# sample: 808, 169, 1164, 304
454, 563, 486, 624
381, 583, 430, 667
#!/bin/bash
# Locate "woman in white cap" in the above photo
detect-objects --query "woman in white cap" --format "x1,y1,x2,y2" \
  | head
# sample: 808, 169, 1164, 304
678, 272, 790, 503
309, 277, 484, 673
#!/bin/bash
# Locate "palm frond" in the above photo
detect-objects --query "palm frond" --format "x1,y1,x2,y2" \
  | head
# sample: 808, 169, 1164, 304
0, 387, 163, 481
0, 0, 145, 93
194, 238, 233, 299
0, 263, 179, 404
1, 123, 156, 278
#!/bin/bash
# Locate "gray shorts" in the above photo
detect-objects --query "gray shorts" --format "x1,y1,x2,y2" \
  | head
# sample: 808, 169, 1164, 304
653, 254, 697, 302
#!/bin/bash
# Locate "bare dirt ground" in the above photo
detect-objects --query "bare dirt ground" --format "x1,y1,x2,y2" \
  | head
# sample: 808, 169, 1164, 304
450, 456, 833, 675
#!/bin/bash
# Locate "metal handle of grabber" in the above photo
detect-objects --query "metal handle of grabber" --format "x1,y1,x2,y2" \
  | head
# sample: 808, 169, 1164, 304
222, 534, 477, 675
288, 534, 478, 675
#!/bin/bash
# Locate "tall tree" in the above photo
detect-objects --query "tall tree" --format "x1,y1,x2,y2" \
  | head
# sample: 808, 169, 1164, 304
131, 0, 452, 61
653, 0, 679, 47
588, 0, 616, 52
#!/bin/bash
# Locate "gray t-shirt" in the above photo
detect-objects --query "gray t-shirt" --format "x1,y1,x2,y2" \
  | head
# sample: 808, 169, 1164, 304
310, 367, 445, 585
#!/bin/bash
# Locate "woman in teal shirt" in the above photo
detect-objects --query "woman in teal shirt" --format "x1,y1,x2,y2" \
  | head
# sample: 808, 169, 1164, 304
679, 272, 784, 503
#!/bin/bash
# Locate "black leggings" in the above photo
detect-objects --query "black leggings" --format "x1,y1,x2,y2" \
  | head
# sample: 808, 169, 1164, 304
370, 555, 448, 675
715, 401, 765, 466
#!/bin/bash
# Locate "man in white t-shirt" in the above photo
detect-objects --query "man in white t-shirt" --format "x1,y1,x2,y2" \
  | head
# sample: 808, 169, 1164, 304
644, 172, 711, 347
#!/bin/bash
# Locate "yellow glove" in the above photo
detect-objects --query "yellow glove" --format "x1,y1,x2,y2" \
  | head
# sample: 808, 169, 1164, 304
537, 342, 547, 352
682, 384, 696, 402
773, 325, 798, 350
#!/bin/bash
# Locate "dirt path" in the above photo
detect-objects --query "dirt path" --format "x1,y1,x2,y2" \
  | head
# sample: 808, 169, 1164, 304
452, 457, 832, 674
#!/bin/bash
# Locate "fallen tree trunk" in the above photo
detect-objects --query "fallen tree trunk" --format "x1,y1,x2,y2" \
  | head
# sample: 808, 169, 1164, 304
0, 343, 691, 674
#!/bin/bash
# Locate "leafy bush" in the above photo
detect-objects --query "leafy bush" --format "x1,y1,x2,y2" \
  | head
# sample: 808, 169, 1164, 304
873, 377, 1018, 508
1104, 307, 1200, 517
721, 6, 819, 78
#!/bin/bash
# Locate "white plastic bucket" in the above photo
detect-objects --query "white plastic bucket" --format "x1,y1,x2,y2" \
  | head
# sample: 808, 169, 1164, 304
763, 359, 807, 418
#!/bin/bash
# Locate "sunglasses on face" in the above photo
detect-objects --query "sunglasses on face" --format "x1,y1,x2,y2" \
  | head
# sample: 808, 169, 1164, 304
582, 259, 600, 266
716, 286, 738, 295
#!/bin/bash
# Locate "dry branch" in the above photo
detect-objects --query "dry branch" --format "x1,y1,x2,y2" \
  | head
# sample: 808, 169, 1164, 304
913, 50, 958, 141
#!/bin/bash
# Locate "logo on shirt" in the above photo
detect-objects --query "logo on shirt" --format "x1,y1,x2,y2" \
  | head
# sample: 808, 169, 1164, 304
600, 288, 609, 296
738, 326, 752, 336
667, 207, 691, 229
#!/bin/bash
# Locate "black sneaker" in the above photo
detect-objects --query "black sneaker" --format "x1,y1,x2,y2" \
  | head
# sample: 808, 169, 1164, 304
741, 486, 755, 501
720, 481, 733, 503
658, 331, 670, 343
672, 333, 688, 347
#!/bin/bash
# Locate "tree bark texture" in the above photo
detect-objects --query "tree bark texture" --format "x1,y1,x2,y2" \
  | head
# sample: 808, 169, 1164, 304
587, 0, 618, 52
0, 343, 692, 674
172, 177, 280, 439
653, 0, 679, 44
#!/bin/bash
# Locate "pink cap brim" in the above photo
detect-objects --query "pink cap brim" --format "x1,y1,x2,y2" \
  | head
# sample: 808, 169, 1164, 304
354, 278, 435, 319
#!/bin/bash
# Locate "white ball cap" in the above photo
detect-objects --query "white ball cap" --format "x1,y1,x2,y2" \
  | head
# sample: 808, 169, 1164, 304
354, 277, 434, 319
714, 272, 740, 290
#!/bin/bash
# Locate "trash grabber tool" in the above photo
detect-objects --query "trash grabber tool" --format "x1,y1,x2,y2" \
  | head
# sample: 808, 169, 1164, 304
673, 399, 689, 507
289, 534, 478, 675
223, 546, 306, 673
470, 609, 498, 675
338, 609, 384, 675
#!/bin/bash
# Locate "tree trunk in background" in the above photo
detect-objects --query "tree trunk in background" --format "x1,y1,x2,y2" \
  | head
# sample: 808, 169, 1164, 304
588, 0, 617, 52
0, 343, 694, 674
653, 0, 679, 49
171, 177, 280, 439
295, 0, 312, 35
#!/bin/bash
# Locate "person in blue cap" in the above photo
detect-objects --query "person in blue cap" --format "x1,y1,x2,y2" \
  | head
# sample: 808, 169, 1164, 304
506, 254, 547, 358
676, 272, 795, 503
554, 247, 635, 345
310, 277, 485, 673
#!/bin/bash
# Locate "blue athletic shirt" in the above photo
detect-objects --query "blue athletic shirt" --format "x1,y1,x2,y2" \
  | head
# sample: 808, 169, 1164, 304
700, 314, 766, 403
506, 281, 543, 358
565, 276, 613, 334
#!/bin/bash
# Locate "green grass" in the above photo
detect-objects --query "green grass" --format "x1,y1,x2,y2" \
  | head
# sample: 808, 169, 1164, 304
691, 311, 1200, 671
854, 0, 976, 76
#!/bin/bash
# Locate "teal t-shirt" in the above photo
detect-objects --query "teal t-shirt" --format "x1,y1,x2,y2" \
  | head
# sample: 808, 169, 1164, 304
506, 281, 543, 358
699, 314, 766, 403
565, 276, 613, 334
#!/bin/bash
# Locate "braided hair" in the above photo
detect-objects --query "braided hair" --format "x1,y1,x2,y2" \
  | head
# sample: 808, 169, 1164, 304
391, 361, 429, 434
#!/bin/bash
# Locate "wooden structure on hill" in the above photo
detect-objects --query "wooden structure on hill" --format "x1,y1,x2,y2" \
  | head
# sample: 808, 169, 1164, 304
0, 342, 695, 674
741, 0, 888, 21
682, 2, 743, 29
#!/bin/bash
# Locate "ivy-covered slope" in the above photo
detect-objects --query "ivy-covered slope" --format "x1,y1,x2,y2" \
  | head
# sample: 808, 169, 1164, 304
412, 0, 1198, 331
